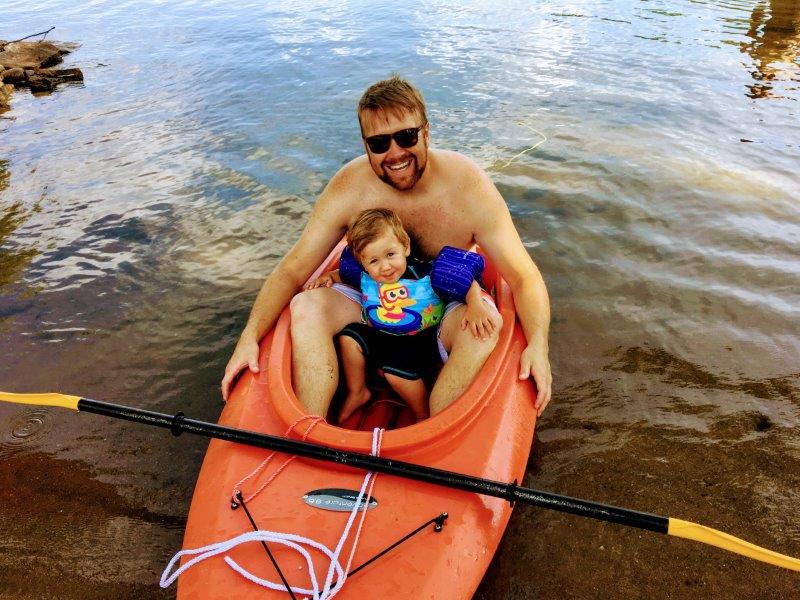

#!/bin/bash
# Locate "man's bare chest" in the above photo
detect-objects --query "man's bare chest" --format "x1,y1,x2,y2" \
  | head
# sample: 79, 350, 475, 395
392, 203, 475, 258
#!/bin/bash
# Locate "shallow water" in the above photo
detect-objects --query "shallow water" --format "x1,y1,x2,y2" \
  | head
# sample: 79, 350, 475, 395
1, 0, 798, 598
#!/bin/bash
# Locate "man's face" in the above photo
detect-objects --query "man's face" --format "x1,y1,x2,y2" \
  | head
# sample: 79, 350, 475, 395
360, 109, 429, 191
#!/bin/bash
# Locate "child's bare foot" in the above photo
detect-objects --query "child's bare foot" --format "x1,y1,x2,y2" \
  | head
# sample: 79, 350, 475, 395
338, 388, 371, 424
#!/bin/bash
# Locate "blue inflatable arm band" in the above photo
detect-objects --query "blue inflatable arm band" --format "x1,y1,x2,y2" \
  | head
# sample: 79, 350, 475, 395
431, 246, 485, 303
339, 245, 363, 288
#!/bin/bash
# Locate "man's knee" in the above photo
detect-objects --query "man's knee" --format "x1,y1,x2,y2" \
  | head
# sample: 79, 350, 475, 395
468, 311, 503, 354
442, 306, 504, 353
486, 311, 504, 342
290, 288, 360, 335
289, 289, 325, 326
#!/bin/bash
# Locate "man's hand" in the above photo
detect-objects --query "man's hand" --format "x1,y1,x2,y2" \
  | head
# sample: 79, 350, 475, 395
221, 335, 261, 402
518, 344, 552, 416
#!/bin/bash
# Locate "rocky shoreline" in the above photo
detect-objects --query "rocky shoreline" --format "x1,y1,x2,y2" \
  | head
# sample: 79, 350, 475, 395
0, 40, 83, 112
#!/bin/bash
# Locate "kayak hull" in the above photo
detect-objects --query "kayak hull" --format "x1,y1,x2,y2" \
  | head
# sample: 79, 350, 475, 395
178, 243, 537, 599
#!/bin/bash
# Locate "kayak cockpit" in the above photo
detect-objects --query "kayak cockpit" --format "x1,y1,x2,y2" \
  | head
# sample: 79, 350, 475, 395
266, 241, 514, 454
326, 243, 503, 432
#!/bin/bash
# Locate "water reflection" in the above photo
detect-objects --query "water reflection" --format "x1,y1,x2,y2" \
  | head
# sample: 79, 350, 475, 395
0, 161, 39, 289
742, 0, 800, 98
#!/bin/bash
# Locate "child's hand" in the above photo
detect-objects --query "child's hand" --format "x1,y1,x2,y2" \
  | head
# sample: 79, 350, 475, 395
461, 299, 501, 340
303, 272, 336, 290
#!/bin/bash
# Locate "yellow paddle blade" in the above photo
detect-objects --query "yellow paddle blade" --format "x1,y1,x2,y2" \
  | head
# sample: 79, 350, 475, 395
0, 392, 81, 411
669, 518, 800, 572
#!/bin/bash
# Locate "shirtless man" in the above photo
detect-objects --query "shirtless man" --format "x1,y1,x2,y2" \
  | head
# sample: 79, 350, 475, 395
221, 75, 552, 418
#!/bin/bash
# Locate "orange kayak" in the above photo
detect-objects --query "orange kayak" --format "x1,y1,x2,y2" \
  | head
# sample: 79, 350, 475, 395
177, 243, 538, 599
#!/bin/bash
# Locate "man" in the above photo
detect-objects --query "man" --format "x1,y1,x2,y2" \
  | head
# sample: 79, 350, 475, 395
221, 75, 552, 418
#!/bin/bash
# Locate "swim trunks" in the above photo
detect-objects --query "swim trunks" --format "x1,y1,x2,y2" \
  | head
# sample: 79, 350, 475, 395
338, 323, 441, 381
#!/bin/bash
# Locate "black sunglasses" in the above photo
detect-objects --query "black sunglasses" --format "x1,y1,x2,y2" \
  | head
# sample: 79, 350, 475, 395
363, 124, 425, 154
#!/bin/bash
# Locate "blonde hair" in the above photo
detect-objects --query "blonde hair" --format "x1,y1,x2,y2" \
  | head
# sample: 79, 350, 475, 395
347, 208, 410, 258
357, 75, 428, 134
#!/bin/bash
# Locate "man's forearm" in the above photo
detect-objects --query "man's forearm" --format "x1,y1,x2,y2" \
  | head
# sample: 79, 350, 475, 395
512, 274, 550, 352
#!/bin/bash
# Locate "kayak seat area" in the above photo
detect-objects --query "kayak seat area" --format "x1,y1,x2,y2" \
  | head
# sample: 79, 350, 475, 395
327, 372, 421, 431
337, 393, 418, 431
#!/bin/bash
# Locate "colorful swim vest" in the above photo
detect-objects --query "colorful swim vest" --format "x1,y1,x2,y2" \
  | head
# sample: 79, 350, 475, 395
359, 272, 444, 335
339, 245, 485, 336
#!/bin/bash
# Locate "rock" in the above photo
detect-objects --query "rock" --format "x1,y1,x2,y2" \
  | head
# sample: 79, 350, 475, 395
0, 40, 83, 108
28, 75, 56, 93
2, 67, 25, 84
0, 41, 67, 70
0, 83, 13, 111
36, 67, 83, 82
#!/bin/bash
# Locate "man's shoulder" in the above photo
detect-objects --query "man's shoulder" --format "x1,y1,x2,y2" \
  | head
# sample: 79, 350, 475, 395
432, 148, 482, 173
321, 155, 373, 204
336, 155, 374, 182
430, 149, 489, 192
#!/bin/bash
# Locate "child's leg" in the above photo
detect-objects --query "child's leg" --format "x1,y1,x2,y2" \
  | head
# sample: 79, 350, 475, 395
337, 335, 371, 424
384, 374, 429, 421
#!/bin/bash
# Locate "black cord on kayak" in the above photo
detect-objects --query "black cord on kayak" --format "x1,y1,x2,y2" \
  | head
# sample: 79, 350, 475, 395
236, 491, 297, 600
329, 511, 449, 587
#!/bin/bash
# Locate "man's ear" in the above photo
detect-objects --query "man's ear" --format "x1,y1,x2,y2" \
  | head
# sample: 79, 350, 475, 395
404, 243, 411, 257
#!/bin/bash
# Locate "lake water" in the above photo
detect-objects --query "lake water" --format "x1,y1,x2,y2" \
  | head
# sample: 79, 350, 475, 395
1, 0, 798, 598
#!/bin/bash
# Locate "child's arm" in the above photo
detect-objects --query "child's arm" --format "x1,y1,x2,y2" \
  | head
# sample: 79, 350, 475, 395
303, 269, 342, 290
460, 280, 501, 340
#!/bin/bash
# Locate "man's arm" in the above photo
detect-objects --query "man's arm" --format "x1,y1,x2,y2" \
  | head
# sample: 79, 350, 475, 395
221, 168, 357, 400
468, 166, 553, 415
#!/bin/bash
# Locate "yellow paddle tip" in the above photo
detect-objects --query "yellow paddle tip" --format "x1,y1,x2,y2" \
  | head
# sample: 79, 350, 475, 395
669, 518, 800, 572
0, 392, 81, 411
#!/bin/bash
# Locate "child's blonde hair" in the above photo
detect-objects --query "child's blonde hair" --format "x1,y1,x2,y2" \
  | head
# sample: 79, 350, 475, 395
347, 208, 410, 258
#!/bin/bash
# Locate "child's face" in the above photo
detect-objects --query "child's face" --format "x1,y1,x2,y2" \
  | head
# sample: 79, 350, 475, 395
359, 227, 410, 284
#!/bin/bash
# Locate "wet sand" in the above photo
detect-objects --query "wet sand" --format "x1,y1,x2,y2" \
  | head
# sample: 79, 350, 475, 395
478, 416, 799, 598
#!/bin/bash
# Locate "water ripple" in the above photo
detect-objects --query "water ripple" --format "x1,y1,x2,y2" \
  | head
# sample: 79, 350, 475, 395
0, 408, 52, 458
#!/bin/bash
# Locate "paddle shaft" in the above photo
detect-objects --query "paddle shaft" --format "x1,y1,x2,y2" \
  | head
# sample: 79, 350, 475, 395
79, 398, 669, 534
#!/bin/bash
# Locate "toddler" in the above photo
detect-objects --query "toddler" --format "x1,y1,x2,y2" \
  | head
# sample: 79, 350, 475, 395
305, 208, 496, 423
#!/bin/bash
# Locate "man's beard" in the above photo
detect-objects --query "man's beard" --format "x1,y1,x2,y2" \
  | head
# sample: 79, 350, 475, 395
379, 156, 426, 191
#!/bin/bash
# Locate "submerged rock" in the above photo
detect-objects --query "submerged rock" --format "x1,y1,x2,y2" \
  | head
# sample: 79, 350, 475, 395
0, 40, 83, 112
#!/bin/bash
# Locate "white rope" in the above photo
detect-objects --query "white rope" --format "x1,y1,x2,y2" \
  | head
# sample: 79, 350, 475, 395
160, 428, 385, 600
318, 427, 383, 596
160, 529, 342, 596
